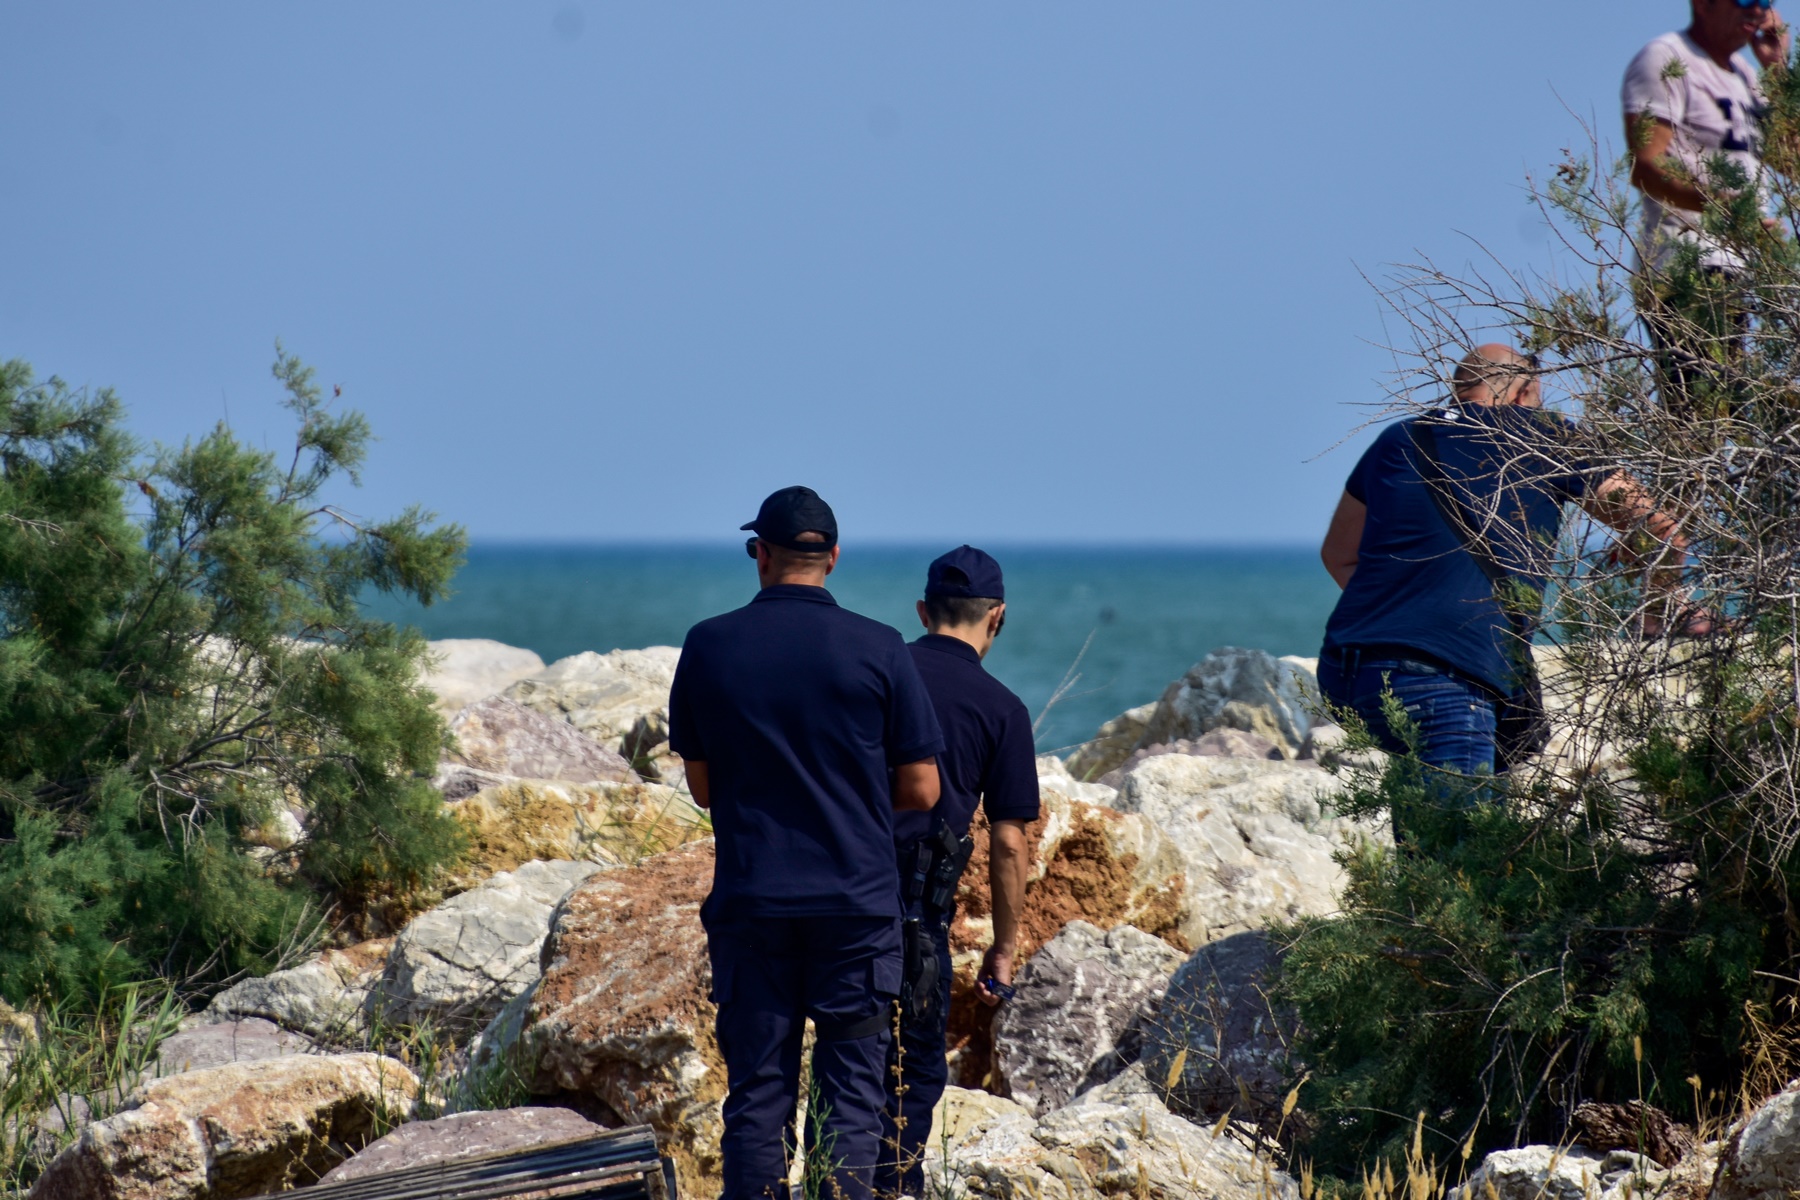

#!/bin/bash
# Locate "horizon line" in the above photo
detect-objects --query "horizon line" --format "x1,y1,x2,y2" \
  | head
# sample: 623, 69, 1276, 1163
456, 537, 1320, 551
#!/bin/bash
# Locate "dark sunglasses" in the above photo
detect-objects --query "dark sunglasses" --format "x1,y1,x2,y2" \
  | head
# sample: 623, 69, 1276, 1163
744, 536, 761, 559
1733, 0, 1774, 9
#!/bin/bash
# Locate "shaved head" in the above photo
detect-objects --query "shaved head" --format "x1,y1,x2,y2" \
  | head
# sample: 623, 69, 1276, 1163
1453, 343, 1539, 407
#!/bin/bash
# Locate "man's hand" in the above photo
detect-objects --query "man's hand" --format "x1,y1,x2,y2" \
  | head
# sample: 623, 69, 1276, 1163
1753, 9, 1790, 68
977, 945, 1014, 1007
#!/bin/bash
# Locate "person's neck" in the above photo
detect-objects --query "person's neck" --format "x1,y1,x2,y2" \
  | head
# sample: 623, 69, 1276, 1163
1688, 22, 1742, 69
928, 624, 991, 659
762, 572, 829, 589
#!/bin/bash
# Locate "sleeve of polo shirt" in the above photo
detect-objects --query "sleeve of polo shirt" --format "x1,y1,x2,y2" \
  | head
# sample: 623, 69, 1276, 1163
1621, 39, 1684, 127
666, 637, 704, 762
885, 639, 945, 766
1343, 435, 1381, 504
980, 699, 1041, 825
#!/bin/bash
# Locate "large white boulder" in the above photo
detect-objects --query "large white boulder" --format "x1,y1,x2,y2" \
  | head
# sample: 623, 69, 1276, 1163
441, 697, 635, 788
203, 941, 393, 1043
927, 1064, 1297, 1200
420, 639, 545, 716
28, 1053, 417, 1200
372, 859, 602, 1028
1110, 754, 1381, 946
504, 647, 680, 749
1454, 1146, 1667, 1200
1137, 648, 1318, 760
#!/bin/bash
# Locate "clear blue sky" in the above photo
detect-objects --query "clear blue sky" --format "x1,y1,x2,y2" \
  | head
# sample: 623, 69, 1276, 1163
1, 3, 1685, 544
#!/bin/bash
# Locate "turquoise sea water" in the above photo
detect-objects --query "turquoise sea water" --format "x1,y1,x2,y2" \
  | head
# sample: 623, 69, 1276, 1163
363, 545, 1339, 754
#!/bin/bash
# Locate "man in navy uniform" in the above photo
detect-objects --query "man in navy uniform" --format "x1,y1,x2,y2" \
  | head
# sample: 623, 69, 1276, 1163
667, 486, 945, 1200
876, 546, 1040, 1199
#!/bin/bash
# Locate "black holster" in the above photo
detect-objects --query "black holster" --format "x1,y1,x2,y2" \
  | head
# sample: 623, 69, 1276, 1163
896, 818, 973, 1025
899, 918, 940, 1024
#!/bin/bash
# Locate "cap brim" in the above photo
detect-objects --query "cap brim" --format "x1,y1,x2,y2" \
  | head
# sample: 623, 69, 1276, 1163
739, 521, 757, 532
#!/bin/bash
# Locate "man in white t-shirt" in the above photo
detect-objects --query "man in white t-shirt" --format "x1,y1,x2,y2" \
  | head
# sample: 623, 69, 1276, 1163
1623, 0, 1789, 416
1624, 0, 1788, 271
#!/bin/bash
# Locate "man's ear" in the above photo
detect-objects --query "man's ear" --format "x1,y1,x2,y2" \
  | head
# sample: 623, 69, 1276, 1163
825, 545, 841, 575
917, 599, 931, 630
989, 603, 1007, 634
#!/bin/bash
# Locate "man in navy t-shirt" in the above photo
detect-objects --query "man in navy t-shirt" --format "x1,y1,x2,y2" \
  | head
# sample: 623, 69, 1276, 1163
1318, 344, 1690, 787
875, 546, 1040, 1199
668, 486, 945, 1200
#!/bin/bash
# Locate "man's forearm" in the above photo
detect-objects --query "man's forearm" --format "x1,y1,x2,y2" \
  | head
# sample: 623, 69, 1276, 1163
989, 819, 1030, 956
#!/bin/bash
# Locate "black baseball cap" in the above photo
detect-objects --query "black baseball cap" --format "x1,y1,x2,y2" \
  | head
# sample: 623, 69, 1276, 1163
740, 485, 839, 552
925, 545, 1004, 600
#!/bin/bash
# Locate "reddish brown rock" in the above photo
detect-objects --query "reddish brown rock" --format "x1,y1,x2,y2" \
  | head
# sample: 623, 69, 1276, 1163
29, 1053, 417, 1200
523, 841, 723, 1200
319, 1107, 603, 1183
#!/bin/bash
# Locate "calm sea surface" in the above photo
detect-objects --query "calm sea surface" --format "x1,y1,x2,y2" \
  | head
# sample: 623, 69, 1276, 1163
363, 545, 1339, 754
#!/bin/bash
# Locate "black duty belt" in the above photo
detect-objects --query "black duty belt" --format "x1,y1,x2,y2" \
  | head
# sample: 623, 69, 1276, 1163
243, 1126, 677, 1200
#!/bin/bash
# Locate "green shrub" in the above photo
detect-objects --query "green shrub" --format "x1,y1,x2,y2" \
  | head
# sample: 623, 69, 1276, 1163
1279, 660, 1796, 1181
0, 347, 467, 1004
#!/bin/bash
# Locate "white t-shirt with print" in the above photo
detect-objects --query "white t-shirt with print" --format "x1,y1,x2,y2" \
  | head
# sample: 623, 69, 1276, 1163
1621, 30, 1768, 270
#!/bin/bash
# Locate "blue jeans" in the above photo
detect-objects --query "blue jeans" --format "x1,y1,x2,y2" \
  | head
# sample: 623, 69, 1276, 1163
1317, 647, 1498, 806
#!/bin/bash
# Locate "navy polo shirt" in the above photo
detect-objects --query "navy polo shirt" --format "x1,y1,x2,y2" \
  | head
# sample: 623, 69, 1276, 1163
895, 635, 1041, 846
1322, 405, 1596, 696
667, 584, 945, 918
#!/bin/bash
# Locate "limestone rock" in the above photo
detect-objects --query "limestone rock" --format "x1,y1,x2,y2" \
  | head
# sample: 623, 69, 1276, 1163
450, 778, 709, 884
444, 697, 636, 785
522, 841, 722, 1200
152, 1020, 315, 1078
1138, 648, 1318, 760
1064, 703, 1159, 783
28, 1052, 417, 1200
927, 1064, 1297, 1200
1111, 754, 1379, 947
991, 922, 1186, 1115
505, 647, 680, 755
421, 639, 546, 716
1095, 730, 1285, 788
203, 940, 392, 1042
318, 1107, 604, 1184
1713, 1079, 1800, 1200
1142, 931, 1295, 1126
924, 1088, 1033, 1158
1455, 1146, 1666, 1200
372, 860, 603, 1028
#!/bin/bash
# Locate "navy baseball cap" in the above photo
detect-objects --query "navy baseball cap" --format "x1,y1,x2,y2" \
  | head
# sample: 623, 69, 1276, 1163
925, 545, 1004, 600
740, 486, 839, 552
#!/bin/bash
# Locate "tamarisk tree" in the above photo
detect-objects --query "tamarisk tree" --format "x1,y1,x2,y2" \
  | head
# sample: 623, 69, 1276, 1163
0, 347, 466, 1003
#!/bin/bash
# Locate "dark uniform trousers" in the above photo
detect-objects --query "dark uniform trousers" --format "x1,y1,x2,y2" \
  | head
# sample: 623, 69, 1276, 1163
705, 907, 903, 1200
875, 913, 954, 1200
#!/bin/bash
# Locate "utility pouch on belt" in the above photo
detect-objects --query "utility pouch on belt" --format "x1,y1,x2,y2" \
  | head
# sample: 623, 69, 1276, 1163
899, 918, 941, 1024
